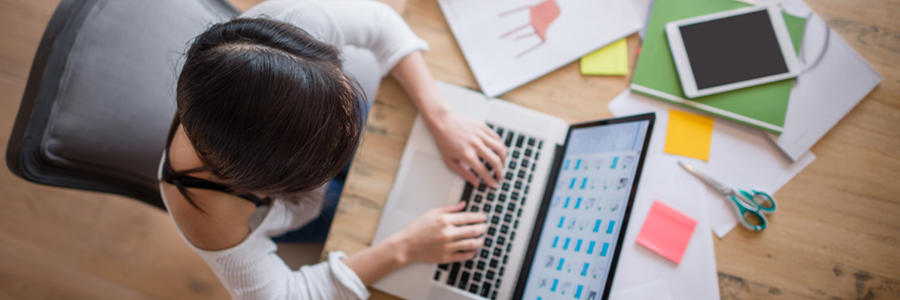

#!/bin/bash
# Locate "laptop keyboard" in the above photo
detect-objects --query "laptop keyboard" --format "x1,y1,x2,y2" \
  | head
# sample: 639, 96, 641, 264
433, 123, 544, 300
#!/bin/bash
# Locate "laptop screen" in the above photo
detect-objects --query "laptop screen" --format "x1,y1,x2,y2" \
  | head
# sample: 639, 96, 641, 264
516, 115, 653, 300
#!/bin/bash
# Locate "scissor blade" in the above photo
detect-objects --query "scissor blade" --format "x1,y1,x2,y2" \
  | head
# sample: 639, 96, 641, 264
678, 161, 730, 195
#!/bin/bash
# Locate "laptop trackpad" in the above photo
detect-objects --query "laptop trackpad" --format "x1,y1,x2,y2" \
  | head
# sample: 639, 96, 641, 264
397, 152, 459, 217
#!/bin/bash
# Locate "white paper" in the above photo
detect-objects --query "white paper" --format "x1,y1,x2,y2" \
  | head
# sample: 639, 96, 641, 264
609, 155, 720, 300
438, 0, 641, 97
610, 280, 674, 300
608, 90, 816, 237
765, 13, 883, 160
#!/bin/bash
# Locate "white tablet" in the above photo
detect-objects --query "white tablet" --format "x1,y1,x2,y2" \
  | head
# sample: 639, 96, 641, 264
665, 5, 800, 99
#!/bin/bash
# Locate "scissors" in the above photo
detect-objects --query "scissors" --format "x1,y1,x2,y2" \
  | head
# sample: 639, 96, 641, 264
678, 161, 777, 231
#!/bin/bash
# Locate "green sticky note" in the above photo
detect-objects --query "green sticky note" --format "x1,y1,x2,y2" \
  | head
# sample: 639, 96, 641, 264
580, 38, 628, 76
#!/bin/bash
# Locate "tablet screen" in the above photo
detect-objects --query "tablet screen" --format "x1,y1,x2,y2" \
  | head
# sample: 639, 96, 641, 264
679, 10, 789, 89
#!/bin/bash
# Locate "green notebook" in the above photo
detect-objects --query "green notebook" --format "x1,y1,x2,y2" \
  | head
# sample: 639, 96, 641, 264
631, 0, 806, 133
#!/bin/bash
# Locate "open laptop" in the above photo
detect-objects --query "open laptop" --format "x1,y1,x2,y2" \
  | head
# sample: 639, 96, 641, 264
371, 81, 655, 300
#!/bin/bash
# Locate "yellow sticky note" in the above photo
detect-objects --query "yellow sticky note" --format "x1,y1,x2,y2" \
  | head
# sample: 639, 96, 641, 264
580, 38, 628, 76
665, 109, 714, 161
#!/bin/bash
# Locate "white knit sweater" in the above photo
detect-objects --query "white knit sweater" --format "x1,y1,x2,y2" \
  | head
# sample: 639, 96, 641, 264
159, 1, 428, 299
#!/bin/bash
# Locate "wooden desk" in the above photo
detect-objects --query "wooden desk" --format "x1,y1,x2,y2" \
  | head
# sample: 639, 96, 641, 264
322, 0, 900, 299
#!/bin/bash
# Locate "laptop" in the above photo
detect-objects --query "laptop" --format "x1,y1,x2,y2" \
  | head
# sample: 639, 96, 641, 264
371, 81, 655, 300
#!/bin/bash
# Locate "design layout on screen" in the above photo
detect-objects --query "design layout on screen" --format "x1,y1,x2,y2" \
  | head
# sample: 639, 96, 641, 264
523, 120, 649, 300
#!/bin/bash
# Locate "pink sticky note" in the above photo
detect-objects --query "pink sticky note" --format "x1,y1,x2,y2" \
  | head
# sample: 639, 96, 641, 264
636, 200, 698, 264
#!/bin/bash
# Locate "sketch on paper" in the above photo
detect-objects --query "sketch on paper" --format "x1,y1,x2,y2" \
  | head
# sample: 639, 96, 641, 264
499, 0, 561, 58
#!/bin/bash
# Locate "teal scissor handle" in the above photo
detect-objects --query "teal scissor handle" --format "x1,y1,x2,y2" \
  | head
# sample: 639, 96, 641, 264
737, 189, 777, 213
729, 189, 777, 231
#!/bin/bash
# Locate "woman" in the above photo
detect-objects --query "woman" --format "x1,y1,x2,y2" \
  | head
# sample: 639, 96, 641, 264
159, 0, 507, 299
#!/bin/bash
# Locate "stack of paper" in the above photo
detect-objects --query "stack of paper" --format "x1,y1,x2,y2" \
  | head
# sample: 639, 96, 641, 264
609, 90, 815, 238
438, 0, 641, 97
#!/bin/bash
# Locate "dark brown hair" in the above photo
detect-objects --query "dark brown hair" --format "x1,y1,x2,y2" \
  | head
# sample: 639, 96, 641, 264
175, 18, 366, 198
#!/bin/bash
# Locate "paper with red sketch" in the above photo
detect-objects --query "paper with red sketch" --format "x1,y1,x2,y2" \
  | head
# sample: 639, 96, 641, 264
438, 0, 641, 97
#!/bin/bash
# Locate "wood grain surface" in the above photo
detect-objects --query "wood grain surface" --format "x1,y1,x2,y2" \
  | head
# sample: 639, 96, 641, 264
0, 0, 896, 299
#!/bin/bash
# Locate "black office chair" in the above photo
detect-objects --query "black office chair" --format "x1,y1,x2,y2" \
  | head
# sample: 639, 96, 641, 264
6, 0, 239, 210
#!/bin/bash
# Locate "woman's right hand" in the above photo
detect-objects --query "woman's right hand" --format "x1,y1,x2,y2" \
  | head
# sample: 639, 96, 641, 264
392, 201, 488, 264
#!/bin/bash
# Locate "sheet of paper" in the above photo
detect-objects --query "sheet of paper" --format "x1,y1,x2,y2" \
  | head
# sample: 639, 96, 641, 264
764, 13, 883, 160
664, 110, 714, 161
610, 280, 674, 300
438, 0, 641, 97
580, 38, 628, 76
636, 200, 698, 264
609, 155, 719, 300
608, 90, 816, 237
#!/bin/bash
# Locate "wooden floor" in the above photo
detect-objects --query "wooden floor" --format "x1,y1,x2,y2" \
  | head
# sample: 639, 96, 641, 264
0, 0, 897, 300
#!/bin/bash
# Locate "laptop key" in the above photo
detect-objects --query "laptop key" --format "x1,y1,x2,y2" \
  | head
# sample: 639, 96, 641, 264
477, 183, 486, 192
486, 270, 495, 280
516, 136, 524, 147
447, 262, 461, 285
483, 203, 491, 213
508, 161, 517, 169
474, 195, 483, 203
528, 137, 535, 146
499, 267, 505, 276
469, 206, 479, 213
538, 140, 543, 149
438, 264, 449, 271
458, 271, 470, 289
434, 270, 441, 281
493, 247, 502, 257
524, 148, 532, 157
501, 182, 509, 191
514, 181, 522, 190
531, 163, 536, 172
513, 220, 519, 229
521, 159, 529, 168
469, 283, 479, 294
504, 133, 514, 147
480, 283, 492, 297
527, 174, 532, 183
492, 291, 498, 300
461, 183, 474, 202
505, 172, 513, 180
486, 193, 495, 201
512, 150, 520, 159
473, 272, 482, 282
490, 258, 499, 268
508, 203, 516, 211
534, 152, 540, 160
517, 170, 526, 179
491, 216, 499, 225
484, 238, 493, 248
480, 249, 490, 259
502, 255, 508, 264
496, 127, 504, 136
487, 227, 496, 236
510, 231, 516, 241
477, 260, 486, 270
506, 243, 513, 252
500, 225, 509, 234
521, 197, 526, 205
487, 123, 494, 129
504, 213, 513, 223
496, 279, 502, 289
465, 260, 474, 269
496, 236, 506, 246
494, 205, 503, 214
525, 185, 529, 194
510, 192, 519, 201
498, 194, 507, 203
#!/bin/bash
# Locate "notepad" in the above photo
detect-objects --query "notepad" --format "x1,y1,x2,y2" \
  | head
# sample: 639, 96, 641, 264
580, 38, 629, 76
636, 200, 697, 264
664, 109, 714, 161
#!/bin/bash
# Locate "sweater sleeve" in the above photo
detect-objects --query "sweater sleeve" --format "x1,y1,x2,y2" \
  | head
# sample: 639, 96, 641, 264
200, 231, 369, 300
277, 1, 429, 76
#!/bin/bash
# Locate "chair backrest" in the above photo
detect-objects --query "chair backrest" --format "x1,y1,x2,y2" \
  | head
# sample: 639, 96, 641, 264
6, 0, 239, 210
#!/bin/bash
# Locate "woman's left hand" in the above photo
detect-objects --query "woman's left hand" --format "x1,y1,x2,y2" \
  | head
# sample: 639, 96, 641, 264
426, 111, 507, 188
